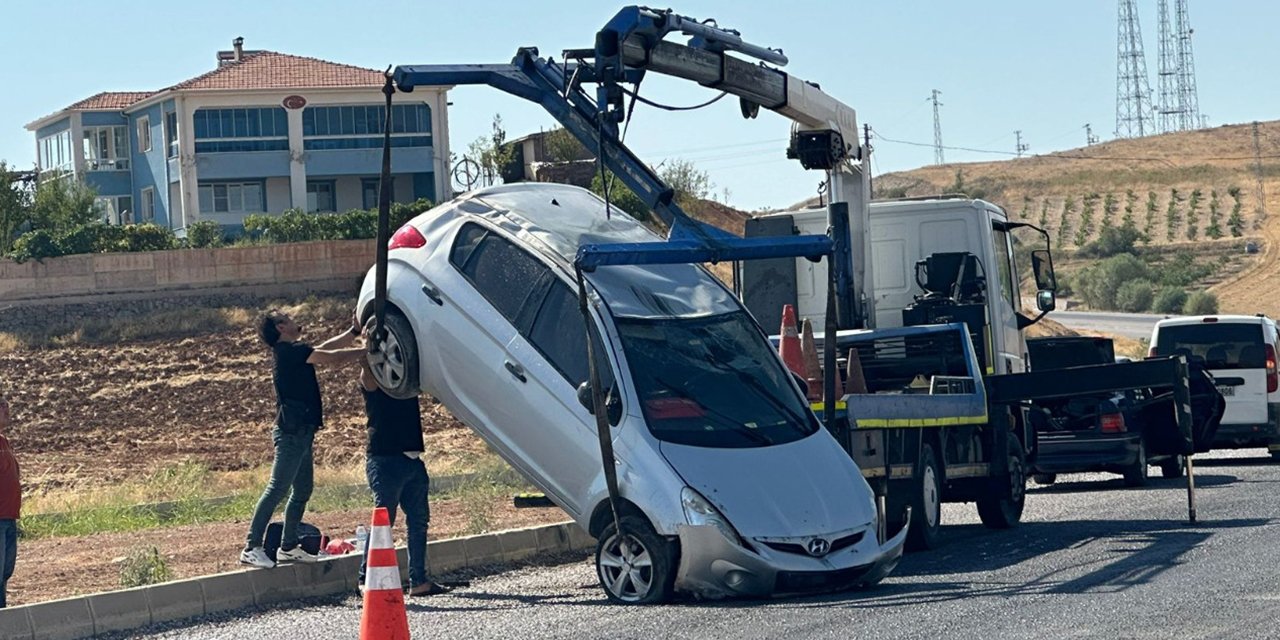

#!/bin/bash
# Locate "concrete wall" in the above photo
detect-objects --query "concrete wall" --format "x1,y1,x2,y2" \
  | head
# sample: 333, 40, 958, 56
0, 239, 376, 309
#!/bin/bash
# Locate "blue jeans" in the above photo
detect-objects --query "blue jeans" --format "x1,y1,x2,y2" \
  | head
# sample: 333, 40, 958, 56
0, 519, 15, 608
245, 428, 315, 550
359, 455, 430, 587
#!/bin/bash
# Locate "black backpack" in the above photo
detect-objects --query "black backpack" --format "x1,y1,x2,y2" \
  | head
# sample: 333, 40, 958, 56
263, 521, 324, 561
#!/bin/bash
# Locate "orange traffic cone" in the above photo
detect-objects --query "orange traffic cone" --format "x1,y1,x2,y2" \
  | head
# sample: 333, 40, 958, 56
779, 305, 806, 379
799, 319, 823, 401
360, 507, 410, 640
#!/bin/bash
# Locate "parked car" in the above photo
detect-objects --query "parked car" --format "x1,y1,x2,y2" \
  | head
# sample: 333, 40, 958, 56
1027, 336, 1182, 486
355, 183, 907, 603
1149, 315, 1280, 459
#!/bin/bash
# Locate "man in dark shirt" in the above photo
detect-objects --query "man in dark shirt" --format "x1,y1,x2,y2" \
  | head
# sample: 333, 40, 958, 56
241, 310, 366, 569
0, 392, 20, 608
357, 359, 445, 596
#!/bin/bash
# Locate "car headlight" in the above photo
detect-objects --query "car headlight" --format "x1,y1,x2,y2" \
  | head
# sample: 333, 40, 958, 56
681, 487, 745, 547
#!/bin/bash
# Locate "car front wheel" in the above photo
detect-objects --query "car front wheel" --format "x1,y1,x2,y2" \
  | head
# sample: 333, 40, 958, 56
365, 310, 420, 400
595, 515, 674, 604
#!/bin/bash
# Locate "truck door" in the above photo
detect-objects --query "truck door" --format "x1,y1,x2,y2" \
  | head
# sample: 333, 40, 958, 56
989, 222, 1024, 374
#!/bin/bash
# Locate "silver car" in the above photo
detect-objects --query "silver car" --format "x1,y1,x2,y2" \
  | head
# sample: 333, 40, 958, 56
356, 183, 906, 603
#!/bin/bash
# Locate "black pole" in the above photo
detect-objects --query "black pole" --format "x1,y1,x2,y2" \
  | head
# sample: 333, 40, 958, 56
373, 70, 395, 347
576, 266, 623, 537
823, 258, 838, 440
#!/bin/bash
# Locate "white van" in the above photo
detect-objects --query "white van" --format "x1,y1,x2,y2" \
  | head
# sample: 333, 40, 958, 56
1149, 315, 1280, 459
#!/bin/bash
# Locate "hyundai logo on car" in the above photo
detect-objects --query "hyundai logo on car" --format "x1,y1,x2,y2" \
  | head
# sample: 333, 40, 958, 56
807, 537, 831, 557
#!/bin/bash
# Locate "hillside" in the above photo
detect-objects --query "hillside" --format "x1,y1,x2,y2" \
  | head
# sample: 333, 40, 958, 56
871, 120, 1280, 315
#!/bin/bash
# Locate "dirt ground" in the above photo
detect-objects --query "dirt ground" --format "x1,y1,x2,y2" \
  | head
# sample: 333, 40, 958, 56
7, 494, 573, 606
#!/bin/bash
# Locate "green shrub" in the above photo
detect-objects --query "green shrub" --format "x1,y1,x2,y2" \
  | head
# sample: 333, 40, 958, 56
1115, 279, 1154, 312
1079, 225, 1143, 258
8, 230, 61, 262
1155, 251, 1216, 287
119, 546, 172, 588
1183, 291, 1219, 315
56, 222, 122, 255
1074, 254, 1150, 310
1153, 287, 1188, 314
187, 220, 225, 248
119, 224, 176, 252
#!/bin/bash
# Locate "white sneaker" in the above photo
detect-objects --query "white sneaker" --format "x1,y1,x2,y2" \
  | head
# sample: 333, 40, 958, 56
240, 547, 275, 569
276, 545, 320, 564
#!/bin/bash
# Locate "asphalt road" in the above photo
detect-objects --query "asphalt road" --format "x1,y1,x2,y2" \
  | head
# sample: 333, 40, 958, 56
112, 449, 1280, 640
1051, 310, 1168, 340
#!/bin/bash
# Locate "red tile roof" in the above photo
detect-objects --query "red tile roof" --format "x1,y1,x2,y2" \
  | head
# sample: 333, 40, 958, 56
166, 51, 385, 91
64, 91, 157, 111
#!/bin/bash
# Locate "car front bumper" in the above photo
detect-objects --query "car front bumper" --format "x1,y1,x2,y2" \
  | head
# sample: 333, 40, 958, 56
672, 517, 908, 600
1033, 432, 1142, 474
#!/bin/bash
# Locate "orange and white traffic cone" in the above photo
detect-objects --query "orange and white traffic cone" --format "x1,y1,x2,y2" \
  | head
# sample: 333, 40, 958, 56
799, 318, 823, 401
779, 305, 806, 380
360, 507, 410, 640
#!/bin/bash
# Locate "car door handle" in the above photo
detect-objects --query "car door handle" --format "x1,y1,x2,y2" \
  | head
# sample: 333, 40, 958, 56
504, 360, 527, 383
421, 283, 444, 306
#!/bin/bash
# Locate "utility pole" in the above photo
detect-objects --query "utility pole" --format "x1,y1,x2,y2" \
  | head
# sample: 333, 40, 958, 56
930, 89, 944, 165
864, 123, 874, 196
1015, 130, 1029, 158
1174, 0, 1201, 130
1253, 121, 1268, 224
1115, 0, 1154, 138
1085, 123, 1100, 146
1156, 0, 1177, 133
1156, 0, 1202, 132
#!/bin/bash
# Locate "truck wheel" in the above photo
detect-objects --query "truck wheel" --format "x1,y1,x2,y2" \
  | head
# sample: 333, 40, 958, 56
1160, 455, 1185, 479
977, 446, 1026, 529
1032, 473, 1057, 485
1123, 440, 1149, 487
365, 310, 420, 400
595, 515, 675, 605
906, 441, 943, 551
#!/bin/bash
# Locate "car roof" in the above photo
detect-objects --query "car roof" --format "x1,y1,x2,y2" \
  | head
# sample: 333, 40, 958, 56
437, 183, 740, 320
1154, 314, 1273, 329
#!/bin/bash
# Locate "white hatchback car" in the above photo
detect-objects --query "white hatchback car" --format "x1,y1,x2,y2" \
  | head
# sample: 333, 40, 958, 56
356, 183, 906, 603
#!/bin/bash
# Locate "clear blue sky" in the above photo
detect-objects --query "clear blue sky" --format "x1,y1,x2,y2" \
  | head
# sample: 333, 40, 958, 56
1, 1, 1276, 211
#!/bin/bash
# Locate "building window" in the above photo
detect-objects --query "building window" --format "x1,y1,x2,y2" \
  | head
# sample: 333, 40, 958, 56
302, 104, 431, 151
140, 188, 156, 222
82, 126, 130, 171
137, 117, 152, 152
38, 129, 73, 174
361, 177, 394, 209
307, 180, 336, 212
96, 196, 134, 225
165, 112, 179, 158
192, 108, 289, 153
198, 182, 264, 214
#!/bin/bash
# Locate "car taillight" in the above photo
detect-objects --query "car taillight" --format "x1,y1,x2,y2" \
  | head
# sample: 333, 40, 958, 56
1147, 347, 1157, 358
1267, 344, 1278, 394
1100, 413, 1126, 433
388, 224, 426, 250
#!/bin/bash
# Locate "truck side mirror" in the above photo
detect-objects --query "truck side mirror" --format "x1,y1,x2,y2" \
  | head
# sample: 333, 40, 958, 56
1036, 289, 1056, 313
1031, 250, 1056, 291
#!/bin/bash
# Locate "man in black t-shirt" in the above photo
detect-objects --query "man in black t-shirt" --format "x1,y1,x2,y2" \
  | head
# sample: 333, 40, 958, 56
240, 310, 366, 569
356, 359, 446, 596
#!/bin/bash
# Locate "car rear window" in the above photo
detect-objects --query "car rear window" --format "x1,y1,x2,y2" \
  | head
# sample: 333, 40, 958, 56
1154, 323, 1267, 370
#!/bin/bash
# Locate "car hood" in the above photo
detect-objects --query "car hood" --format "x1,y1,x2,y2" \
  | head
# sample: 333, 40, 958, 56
658, 432, 874, 538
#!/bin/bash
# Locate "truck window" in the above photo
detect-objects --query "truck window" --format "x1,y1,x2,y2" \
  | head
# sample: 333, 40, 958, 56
992, 227, 1016, 309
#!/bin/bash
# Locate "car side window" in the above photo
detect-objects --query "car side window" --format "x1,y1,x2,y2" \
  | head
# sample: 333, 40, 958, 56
528, 280, 615, 391
450, 222, 548, 326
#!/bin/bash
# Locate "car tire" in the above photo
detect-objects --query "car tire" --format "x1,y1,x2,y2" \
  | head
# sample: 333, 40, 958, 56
977, 443, 1026, 529
1123, 440, 1149, 487
906, 441, 943, 551
595, 514, 675, 605
365, 310, 420, 400
1032, 473, 1057, 486
1160, 455, 1185, 478
1271, 450, 1280, 463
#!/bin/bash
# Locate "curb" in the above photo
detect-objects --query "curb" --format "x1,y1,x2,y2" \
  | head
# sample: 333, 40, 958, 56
0, 521, 595, 640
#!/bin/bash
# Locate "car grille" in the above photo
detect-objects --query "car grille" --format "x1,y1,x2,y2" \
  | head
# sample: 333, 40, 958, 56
774, 563, 873, 594
759, 531, 864, 557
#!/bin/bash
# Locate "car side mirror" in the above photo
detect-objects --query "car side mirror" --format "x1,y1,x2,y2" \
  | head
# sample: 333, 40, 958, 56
1031, 249, 1056, 291
1036, 289, 1056, 313
576, 381, 595, 413
577, 381, 622, 424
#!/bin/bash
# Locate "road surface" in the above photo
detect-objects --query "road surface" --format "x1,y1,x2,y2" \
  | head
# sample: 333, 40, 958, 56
1052, 310, 1168, 340
109, 449, 1280, 640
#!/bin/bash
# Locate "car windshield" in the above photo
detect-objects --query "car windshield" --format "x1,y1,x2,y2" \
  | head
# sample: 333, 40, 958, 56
615, 311, 819, 448
1155, 323, 1267, 370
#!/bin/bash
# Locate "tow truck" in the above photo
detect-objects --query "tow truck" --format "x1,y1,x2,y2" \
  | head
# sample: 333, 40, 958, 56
365, 6, 1215, 564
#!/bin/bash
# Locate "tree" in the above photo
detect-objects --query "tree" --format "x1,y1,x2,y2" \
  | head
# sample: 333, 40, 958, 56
0, 162, 32, 254
1078, 225, 1143, 258
590, 171, 649, 223
1183, 291, 1219, 315
659, 158, 714, 208
466, 114, 517, 187
1153, 287, 1188, 314
542, 127, 589, 163
1075, 254, 1150, 310
29, 173, 99, 233
1115, 279, 1154, 312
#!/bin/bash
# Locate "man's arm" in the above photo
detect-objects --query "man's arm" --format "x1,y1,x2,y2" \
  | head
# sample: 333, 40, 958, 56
307, 345, 366, 366
314, 328, 358, 351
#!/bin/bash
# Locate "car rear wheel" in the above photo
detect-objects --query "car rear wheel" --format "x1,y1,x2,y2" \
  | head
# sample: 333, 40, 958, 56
365, 310, 420, 400
906, 441, 943, 551
977, 444, 1026, 529
1123, 440, 1149, 487
1032, 473, 1057, 485
595, 515, 674, 605
1160, 455, 1185, 478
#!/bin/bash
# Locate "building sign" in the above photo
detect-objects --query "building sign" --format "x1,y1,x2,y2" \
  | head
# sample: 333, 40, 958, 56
282, 95, 307, 110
